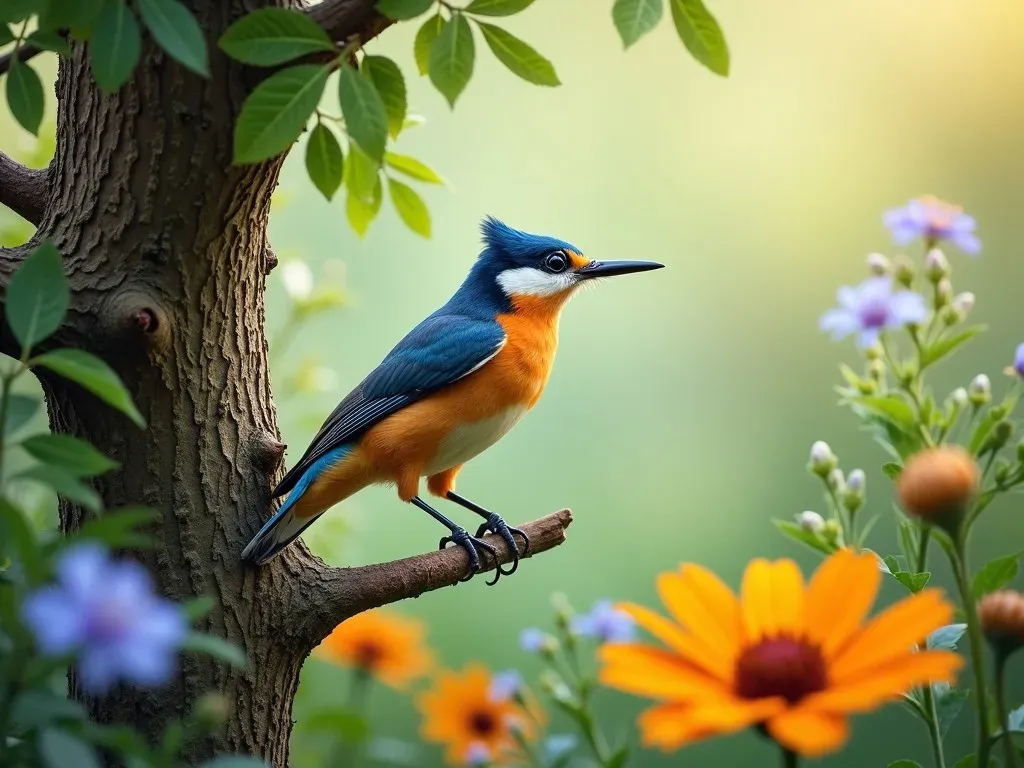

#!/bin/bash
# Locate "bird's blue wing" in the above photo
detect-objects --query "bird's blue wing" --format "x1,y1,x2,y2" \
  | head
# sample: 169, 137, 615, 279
272, 314, 505, 497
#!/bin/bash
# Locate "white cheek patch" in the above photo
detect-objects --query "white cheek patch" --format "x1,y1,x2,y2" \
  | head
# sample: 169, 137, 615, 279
496, 267, 576, 298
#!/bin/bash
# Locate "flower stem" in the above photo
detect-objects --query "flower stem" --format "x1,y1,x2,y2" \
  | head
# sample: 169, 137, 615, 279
781, 747, 799, 768
994, 653, 1020, 768
951, 537, 992, 767
335, 669, 371, 768
913, 527, 947, 768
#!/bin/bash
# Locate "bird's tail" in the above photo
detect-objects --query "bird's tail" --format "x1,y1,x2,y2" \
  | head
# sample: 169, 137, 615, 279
241, 445, 352, 565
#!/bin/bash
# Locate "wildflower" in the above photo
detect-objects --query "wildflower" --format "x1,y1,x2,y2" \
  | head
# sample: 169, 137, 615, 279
969, 374, 992, 405
281, 259, 314, 300
572, 600, 636, 644
923, 248, 950, 281
796, 511, 825, 534
819, 277, 927, 348
866, 253, 891, 276
519, 628, 556, 655
808, 441, 836, 476
844, 469, 866, 512
318, 609, 432, 689
897, 446, 979, 525
489, 670, 523, 702
21, 543, 187, 694
949, 387, 968, 408
826, 468, 845, 493
952, 292, 975, 317
978, 590, 1024, 653
419, 664, 544, 766
1003, 343, 1024, 379
465, 742, 491, 766
883, 195, 981, 254
935, 278, 952, 308
598, 550, 960, 757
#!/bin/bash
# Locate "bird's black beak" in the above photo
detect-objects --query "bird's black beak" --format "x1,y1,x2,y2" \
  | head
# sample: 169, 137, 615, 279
575, 260, 665, 279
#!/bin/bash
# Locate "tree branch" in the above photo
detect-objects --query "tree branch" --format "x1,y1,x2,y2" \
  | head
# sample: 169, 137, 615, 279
304, 0, 395, 47
295, 509, 573, 647
0, 151, 49, 226
0, 42, 43, 76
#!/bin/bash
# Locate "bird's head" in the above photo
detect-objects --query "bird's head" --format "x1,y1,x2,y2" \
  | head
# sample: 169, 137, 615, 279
473, 216, 664, 314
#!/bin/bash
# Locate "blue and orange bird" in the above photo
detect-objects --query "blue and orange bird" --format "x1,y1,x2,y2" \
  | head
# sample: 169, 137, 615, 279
242, 217, 663, 582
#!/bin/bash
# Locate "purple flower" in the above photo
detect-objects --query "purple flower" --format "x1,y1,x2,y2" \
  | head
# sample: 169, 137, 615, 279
571, 600, 635, 644
1005, 343, 1024, 379
464, 742, 490, 766
489, 669, 522, 702
883, 195, 981, 254
519, 628, 546, 653
21, 543, 187, 694
819, 276, 928, 348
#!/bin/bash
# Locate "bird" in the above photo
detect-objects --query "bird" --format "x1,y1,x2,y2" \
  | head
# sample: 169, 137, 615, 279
242, 217, 664, 583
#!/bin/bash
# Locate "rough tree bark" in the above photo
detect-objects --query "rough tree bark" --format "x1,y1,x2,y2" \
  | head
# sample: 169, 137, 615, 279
0, 1, 572, 764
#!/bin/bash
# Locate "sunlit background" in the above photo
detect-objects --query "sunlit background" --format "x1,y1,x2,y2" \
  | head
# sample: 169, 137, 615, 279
4, 1, 1024, 765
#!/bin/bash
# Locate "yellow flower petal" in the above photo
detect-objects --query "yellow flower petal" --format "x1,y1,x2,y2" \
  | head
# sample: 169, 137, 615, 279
741, 559, 805, 640
805, 549, 882, 657
598, 643, 730, 701
806, 651, 962, 713
657, 564, 745, 656
830, 589, 953, 682
617, 602, 733, 682
637, 698, 785, 751
638, 703, 716, 751
767, 709, 850, 757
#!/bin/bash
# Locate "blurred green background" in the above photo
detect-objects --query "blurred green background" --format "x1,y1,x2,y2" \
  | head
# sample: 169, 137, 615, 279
4, 0, 1024, 765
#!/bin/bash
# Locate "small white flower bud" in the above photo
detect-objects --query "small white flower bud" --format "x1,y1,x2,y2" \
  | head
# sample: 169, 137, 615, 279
952, 292, 975, 317
924, 248, 950, 280
894, 255, 915, 287
935, 278, 953, 307
969, 374, 992, 405
827, 467, 845, 491
950, 387, 969, 407
867, 252, 892, 276
846, 469, 866, 493
797, 510, 825, 534
809, 441, 837, 476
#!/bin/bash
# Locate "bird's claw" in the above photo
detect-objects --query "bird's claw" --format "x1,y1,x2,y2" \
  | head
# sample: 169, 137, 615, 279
474, 512, 529, 577
438, 527, 502, 585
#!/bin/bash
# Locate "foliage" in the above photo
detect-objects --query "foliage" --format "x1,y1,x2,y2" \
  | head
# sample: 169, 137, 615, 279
0, 246, 260, 768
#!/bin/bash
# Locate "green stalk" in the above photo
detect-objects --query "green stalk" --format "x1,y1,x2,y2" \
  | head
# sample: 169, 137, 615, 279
914, 527, 947, 768
781, 747, 799, 768
994, 653, 1020, 768
951, 538, 992, 767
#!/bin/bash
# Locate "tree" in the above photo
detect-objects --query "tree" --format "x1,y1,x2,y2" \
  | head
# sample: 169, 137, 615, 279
0, 0, 727, 764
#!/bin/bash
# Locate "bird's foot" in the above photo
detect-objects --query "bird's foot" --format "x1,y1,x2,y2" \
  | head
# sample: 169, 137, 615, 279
439, 527, 502, 585
474, 512, 530, 577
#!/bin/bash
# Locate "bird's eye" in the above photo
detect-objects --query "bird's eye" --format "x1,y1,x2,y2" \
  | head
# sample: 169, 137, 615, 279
545, 250, 568, 273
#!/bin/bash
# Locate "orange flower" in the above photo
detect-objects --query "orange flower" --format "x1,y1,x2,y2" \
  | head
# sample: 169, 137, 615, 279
897, 445, 979, 523
418, 664, 543, 765
598, 549, 962, 757
317, 609, 432, 689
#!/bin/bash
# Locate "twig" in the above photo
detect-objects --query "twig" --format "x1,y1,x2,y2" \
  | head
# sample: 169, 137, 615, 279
0, 151, 49, 226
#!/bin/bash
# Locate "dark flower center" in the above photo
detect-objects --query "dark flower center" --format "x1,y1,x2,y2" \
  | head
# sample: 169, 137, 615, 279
353, 641, 383, 669
87, 602, 131, 642
734, 636, 828, 704
468, 710, 497, 737
858, 300, 891, 329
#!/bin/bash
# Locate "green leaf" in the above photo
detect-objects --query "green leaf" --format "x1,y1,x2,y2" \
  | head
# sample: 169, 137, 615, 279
198, 759, 271, 768
33, 349, 146, 427
893, 570, 931, 593
22, 434, 119, 478
38, 0, 105, 31
346, 179, 382, 238
39, 728, 100, 768
429, 14, 474, 107
668, 0, 729, 76
771, 519, 835, 556
183, 632, 246, 668
73, 507, 159, 549
476, 22, 559, 86
972, 551, 1021, 599
90, 1, 142, 92
388, 178, 431, 237
953, 757, 977, 768
921, 325, 986, 370
376, 0, 435, 21
897, 517, 919, 564
414, 14, 444, 76
882, 462, 902, 479
5, 243, 68, 354
933, 682, 969, 739
888, 762, 923, 768
338, 64, 388, 161
26, 31, 73, 56
182, 595, 215, 621
612, 0, 664, 48
16, 466, 102, 512
851, 394, 917, 429
137, 0, 209, 76
6, 60, 45, 135
927, 623, 967, 651
362, 55, 407, 139
606, 746, 630, 768
0, 498, 43, 582
233, 64, 329, 164
0, 1, 34, 24
385, 152, 443, 183
0, 25, 12, 46
10, 691, 86, 733
4, 394, 41, 437
218, 8, 335, 66
464, 0, 537, 16
301, 707, 369, 743
345, 144, 381, 202
305, 123, 344, 201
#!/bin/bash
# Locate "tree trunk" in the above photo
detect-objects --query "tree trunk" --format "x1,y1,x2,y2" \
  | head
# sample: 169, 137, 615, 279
0, 2, 572, 765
